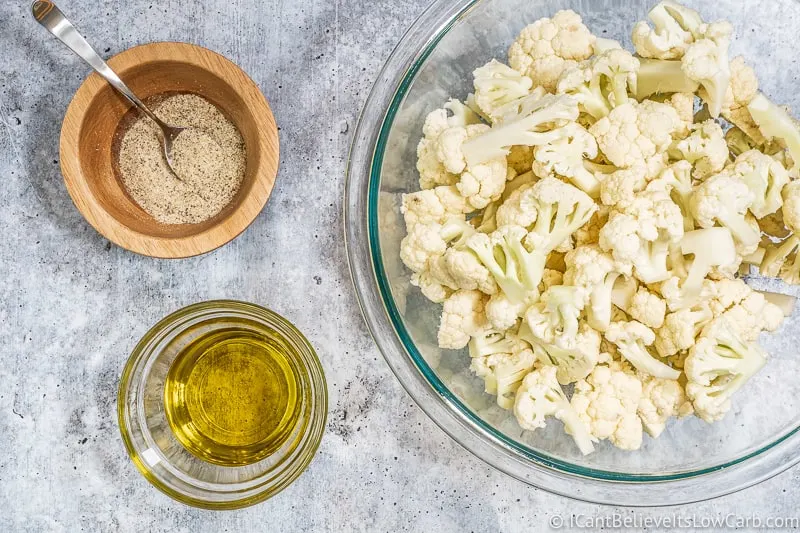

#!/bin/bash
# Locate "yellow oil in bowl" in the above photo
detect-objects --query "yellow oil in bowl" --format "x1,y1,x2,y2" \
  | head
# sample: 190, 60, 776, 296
164, 328, 304, 466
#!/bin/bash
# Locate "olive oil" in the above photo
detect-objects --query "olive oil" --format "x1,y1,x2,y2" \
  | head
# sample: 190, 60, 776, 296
164, 327, 302, 466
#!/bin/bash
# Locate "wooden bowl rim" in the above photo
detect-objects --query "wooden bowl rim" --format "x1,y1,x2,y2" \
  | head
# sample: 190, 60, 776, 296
59, 41, 279, 259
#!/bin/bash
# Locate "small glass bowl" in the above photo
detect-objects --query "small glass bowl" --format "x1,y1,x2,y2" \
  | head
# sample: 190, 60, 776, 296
118, 300, 327, 509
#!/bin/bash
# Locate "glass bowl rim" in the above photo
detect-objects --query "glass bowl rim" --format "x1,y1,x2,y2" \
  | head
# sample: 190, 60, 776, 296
117, 299, 328, 510
344, 0, 800, 505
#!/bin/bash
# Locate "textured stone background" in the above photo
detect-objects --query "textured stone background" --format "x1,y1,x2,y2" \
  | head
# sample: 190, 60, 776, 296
0, 0, 798, 531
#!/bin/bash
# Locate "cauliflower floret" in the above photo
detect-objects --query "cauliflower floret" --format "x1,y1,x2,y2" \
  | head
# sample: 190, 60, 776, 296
467, 225, 548, 305
600, 164, 648, 208
471, 339, 537, 409
508, 10, 596, 91
727, 149, 789, 219
599, 189, 684, 283
437, 290, 488, 349
721, 292, 785, 341
665, 92, 695, 135
705, 278, 754, 316
681, 22, 733, 118
514, 366, 597, 455
589, 101, 681, 168
532, 123, 601, 197
432, 122, 511, 210
457, 152, 510, 210
638, 374, 693, 437
690, 172, 759, 252
402, 220, 477, 304
523, 176, 598, 253
442, 247, 498, 295
564, 245, 626, 331
571, 361, 644, 451
655, 305, 713, 357
525, 285, 584, 338
718, 57, 763, 143
417, 137, 458, 190
631, 1, 703, 60
472, 59, 535, 122
684, 317, 768, 422
416, 100, 482, 189
604, 321, 681, 379
410, 270, 453, 304
401, 186, 473, 228
556, 48, 639, 121
647, 160, 694, 231
628, 287, 667, 329
519, 316, 601, 385
760, 182, 800, 278
484, 292, 525, 331
400, 218, 475, 274
462, 94, 580, 167
658, 227, 737, 311
495, 183, 538, 228
669, 119, 728, 180
748, 92, 800, 175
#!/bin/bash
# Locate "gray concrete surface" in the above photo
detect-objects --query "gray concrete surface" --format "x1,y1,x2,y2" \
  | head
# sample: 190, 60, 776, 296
0, 0, 798, 531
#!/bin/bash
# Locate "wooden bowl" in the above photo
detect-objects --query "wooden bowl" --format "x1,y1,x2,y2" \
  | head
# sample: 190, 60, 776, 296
59, 42, 279, 258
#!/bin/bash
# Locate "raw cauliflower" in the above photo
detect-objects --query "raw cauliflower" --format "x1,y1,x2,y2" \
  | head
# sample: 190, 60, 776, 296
628, 287, 667, 329
437, 290, 488, 349
589, 101, 681, 168
670, 119, 728, 180
508, 10, 596, 91
638, 374, 693, 437
571, 361, 644, 451
400, 1, 797, 456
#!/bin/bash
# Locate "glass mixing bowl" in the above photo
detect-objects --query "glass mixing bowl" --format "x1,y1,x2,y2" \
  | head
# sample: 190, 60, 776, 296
345, 0, 800, 505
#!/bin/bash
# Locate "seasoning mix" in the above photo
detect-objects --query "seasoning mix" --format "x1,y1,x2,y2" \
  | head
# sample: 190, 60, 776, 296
117, 93, 246, 224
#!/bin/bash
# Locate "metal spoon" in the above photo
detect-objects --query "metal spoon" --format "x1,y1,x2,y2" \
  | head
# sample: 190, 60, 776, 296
32, 0, 186, 177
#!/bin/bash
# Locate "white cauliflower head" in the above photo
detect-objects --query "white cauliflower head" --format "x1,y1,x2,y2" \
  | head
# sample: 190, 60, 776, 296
654, 305, 713, 357
416, 100, 482, 189
508, 10, 596, 91
631, 1, 704, 60
401, 186, 472, 228
514, 366, 598, 455
556, 48, 639, 121
728, 149, 790, 220
689, 172, 759, 252
443, 247, 498, 295
605, 321, 681, 380
599, 189, 684, 283
684, 317, 768, 422
571, 361, 644, 451
600, 164, 648, 208
638, 374, 693, 437
681, 22, 733, 118
437, 290, 488, 349
532, 123, 600, 197
472, 59, 535, 122
471, 343, 537, 409
495, 183, 538, 229
589, 101, 681, 168
628, 287, 667, 329
670, 119, 728, 180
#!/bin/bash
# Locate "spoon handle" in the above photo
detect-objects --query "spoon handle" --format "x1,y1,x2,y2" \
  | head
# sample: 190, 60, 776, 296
31, 1, 165, 127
